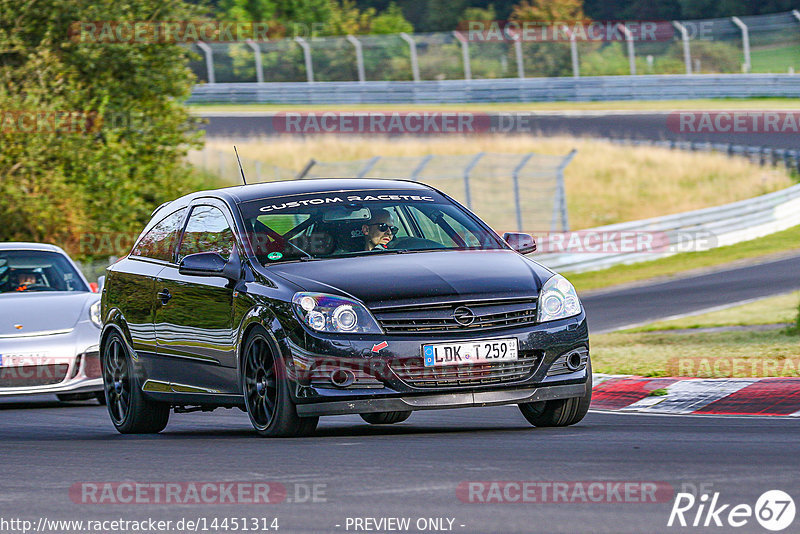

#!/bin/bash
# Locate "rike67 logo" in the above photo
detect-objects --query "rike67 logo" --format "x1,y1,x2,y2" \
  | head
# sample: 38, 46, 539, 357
668, 490, 795, 531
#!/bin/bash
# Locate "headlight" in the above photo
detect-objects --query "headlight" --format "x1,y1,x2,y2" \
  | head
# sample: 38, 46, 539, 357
89, 301, 102, 328
537, 275, 581, 323
292, 293, 383, 334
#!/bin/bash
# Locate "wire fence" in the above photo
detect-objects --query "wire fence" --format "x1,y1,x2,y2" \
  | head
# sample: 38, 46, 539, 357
188, 11, 800, 83
187, 148, 576, 232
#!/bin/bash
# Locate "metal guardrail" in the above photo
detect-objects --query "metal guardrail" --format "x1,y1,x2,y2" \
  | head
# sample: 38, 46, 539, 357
533, 182, 800, 273
188, 74, 800, 104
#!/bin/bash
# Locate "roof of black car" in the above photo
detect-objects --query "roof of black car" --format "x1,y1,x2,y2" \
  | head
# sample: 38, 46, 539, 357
212, 179, 433, 204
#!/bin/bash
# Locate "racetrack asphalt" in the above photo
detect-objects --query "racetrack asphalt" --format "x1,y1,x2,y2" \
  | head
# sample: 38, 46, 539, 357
1, 397, 799, 534
198, 111, 800, 149
580, 252, 800, 333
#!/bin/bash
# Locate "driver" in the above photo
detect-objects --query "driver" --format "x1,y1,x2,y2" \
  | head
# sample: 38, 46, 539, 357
362, 209, 398, 251
13, 272, 37, 291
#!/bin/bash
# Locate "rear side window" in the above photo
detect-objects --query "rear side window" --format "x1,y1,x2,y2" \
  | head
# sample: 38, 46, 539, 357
178, 205, 236, 262
131, 208, 187, 262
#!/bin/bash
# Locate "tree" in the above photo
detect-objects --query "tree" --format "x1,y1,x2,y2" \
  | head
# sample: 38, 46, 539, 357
511, 0, 585, 23
0, 0, 216, 260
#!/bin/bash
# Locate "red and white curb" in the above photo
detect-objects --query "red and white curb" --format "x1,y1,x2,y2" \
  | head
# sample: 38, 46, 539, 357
591, 374, 800, 416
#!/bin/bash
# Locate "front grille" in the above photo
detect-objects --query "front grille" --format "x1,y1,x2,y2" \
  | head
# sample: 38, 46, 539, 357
0, 364, 69, 388
371, 297, 538, 335
390, 351, 541, 388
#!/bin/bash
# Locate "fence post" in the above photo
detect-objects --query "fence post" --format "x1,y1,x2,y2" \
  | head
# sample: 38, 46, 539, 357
400, 32, 420, 82
672, 21, 692, 75
346, 35, 366, 83
245, 39, 264, 83
196, 41, 215, 84
731, 17, 751, 73
295, 37, 314, 83
462, 152, 484, 209
514, 39, 525, 78
563, 26, 580, 77
357, 156, 380, 178
554, 149, 577, 231
255, 160, 262, 182
512, 153, 534, 232
453, 31, 472, 81
617, 24, 636, 75
296, 159, 316, 179
410, 155, 432, 180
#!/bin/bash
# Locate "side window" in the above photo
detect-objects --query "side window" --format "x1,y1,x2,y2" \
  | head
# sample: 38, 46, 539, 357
178, 206, 235, 262
441, 213, 481, 247
406, 207, 457, 246
131, 208, 187, 262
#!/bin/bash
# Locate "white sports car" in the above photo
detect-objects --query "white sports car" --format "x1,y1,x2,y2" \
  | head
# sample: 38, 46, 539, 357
0, 243, 104, 402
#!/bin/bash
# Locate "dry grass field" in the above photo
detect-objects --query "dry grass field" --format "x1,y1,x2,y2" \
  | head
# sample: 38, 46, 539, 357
198, 135, 794, 230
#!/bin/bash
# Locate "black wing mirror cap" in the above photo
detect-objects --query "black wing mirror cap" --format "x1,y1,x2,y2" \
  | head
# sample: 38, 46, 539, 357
503, 232, 537, 255
179, 251, 240, 280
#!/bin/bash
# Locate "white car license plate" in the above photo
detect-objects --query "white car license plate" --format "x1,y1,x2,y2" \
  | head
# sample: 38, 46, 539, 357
422, 339, 518, 367
0, 352, 54, 367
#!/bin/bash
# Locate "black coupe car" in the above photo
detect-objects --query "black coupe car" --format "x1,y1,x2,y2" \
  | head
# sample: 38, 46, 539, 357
101, 179, 591, 436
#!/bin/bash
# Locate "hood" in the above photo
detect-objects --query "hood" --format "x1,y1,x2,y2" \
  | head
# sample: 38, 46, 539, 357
0, 292, 98, 337
265, 250, 551, 306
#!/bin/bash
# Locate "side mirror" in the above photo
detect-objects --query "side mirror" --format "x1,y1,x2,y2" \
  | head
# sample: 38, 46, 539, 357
179, 251, 240, 280
503, 232, 537, 255
96, 276, 106, 293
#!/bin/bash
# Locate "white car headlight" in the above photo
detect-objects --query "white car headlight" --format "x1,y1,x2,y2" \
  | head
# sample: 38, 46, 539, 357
292, 293, 383, 334
538, 275, 582, 323
89, 301, 102, 328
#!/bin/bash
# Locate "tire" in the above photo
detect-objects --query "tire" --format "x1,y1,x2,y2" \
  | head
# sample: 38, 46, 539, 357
360, 411, 412, 425
56, 392, 95, 402
95, 391, 107, 405
102, 332, 170, 434
518, 362, 592, 427
242, 327, 318, 437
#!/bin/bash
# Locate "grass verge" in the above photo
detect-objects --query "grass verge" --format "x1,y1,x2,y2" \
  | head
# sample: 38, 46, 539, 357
200, 136, 794, 232
190, 97, 800, 113
567, 225, 800, 294
590, 291, 800, 378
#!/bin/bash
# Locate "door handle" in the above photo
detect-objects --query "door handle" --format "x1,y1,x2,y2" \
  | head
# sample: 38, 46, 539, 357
157, 289, 172, 304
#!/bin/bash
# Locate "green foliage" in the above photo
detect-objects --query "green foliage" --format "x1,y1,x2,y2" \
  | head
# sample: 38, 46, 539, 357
0, 0, 217, 261
795, 300, 800, 334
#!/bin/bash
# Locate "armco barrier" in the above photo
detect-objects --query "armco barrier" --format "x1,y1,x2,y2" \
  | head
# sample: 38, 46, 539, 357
188, 74, 800, 104
533, 182, 800, 273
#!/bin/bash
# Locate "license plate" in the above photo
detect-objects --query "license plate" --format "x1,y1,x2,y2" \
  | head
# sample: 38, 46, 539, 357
422, 339, 518, 367
0, 352, 54, 367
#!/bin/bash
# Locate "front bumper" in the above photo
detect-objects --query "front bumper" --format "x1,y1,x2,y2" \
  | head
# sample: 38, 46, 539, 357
0, 322, 103, 397
296, 382, 586, 416
287, 311, 590, 415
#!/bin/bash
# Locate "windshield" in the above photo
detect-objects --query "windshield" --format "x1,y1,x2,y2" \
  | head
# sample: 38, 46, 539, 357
0, 250, 89, 293
238, 189, 506, 264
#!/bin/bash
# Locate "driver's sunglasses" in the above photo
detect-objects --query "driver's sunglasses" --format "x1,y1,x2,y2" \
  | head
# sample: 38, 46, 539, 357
371, 223, 399, 234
